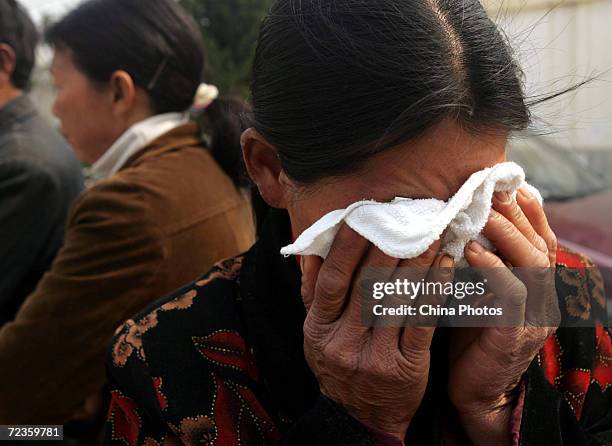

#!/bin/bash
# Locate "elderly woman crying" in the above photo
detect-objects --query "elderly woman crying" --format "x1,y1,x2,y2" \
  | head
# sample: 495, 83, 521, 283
103, 1, 609, 445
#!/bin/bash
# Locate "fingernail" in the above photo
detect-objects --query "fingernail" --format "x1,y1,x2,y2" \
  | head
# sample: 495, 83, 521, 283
493, 191, 511, 204
518, 188, 532, 201
468, 241, 485, 254
440, 255, 454, 268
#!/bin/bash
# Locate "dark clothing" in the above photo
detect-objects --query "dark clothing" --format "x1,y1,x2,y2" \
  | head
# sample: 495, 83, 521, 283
105, 209, 612, 445
0, 123, 254, 423
0, 95, 83, 324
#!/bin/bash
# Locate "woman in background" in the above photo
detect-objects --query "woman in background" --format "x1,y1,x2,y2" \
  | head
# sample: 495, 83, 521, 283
0, 0, 254, 425
104, 0, 610, 444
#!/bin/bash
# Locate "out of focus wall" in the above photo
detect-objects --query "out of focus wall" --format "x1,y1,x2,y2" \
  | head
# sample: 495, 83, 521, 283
29, 48, 57, 127
484, 0, 612, 179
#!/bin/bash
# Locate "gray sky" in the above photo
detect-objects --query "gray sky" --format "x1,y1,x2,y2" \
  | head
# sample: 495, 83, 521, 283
20, 0, 83, 24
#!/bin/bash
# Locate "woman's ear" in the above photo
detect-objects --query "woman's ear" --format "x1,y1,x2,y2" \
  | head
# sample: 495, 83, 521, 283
241, 128, 290, 208
0, 44, 16, 86
108, 70, 136, 115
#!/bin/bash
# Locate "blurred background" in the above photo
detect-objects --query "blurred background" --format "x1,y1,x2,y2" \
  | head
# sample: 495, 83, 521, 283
483, 0, 612, 299
22, 0, 274, 119
20, 0, 612, 296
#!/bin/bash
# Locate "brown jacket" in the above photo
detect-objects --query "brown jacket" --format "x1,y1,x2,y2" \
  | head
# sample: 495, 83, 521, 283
0, 123, 254, 423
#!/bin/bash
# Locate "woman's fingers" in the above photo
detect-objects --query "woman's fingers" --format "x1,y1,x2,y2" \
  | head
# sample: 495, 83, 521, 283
483, 210, 549, 268
375, 252, 453, 354
393, 240, 444, 317
412, 253, 455, 327
492, 191, 547, 254
347, 244, 400, 337
309, 224, 369, 324
301, 255, 322, 311
516, 188, 558, 266
397, 248, 450, 357
464, 241, 527, 327
361, 240, 444, 356
370, 239, 443, 323
399, 326, 437, 362
402, 239, 444, 268
490, 189, 559, 325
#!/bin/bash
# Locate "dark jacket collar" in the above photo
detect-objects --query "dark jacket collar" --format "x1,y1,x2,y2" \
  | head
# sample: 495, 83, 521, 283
239, 208, 321, 424
0, 95, 37, 133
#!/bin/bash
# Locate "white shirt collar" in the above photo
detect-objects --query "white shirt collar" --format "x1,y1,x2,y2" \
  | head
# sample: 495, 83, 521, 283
89, 112, 189, 182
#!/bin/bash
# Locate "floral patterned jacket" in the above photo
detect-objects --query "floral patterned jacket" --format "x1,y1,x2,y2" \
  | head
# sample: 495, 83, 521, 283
104, 209, 611, 445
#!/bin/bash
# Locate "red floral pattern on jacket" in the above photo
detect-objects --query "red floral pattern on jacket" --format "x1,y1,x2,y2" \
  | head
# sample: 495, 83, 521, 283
106, 257, 281, 445
104, 246, 611, 445
538, 246, 611, 421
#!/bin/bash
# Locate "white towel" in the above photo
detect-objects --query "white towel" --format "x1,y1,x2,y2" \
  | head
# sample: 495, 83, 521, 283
280, 162, 542, 263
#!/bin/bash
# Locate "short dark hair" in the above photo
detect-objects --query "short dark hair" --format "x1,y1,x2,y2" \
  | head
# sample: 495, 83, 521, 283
0, 0, 39, 89
46, 0, 204, 115
46, 0, 249, 188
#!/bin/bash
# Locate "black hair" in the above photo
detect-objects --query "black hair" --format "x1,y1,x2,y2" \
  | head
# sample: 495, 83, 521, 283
46, 0, 247, 187
248, 0, 532, 185
0, 0, 38, 89
244, 0, 565, 230
46, 0, 203, 114
199, 96, 252, 189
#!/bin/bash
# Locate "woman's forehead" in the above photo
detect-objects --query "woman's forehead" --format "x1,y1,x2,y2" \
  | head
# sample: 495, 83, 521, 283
329, 120, 508, 201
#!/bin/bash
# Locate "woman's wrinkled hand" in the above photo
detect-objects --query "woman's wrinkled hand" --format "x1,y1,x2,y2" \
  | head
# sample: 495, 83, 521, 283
301, 224, 454, 440
448, 187, 561, 446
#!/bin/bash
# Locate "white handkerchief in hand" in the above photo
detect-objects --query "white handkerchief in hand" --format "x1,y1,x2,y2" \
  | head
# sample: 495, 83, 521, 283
280, 161, 542, 263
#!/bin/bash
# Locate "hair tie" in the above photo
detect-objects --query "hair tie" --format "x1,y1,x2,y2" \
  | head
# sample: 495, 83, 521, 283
193, 83, 219, 110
